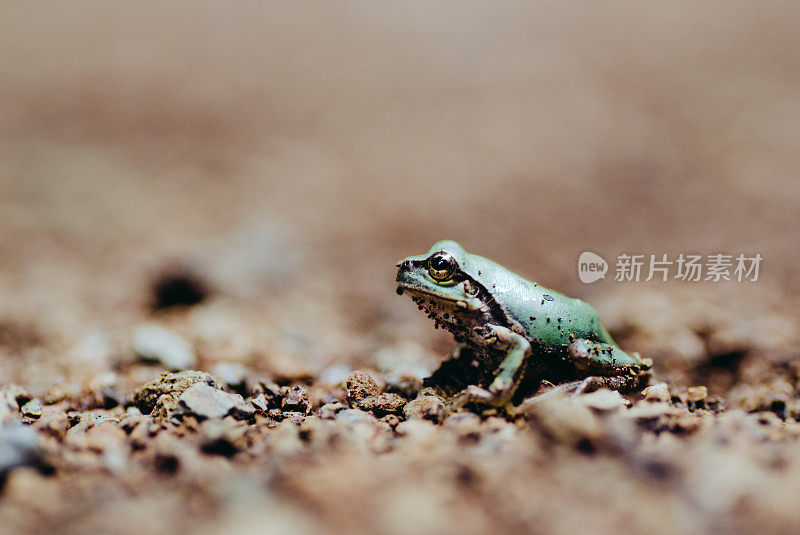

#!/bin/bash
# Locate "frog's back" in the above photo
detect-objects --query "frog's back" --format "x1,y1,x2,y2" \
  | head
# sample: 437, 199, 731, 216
468, 253, 614, 348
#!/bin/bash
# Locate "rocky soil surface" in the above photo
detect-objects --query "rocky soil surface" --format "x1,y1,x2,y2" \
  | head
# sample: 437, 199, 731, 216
1, 283, 799, 535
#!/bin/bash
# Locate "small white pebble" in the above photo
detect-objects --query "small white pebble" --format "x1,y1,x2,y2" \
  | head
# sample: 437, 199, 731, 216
642, 383, 670, 403
687, 386, 708, 403
132, 324, 197, 371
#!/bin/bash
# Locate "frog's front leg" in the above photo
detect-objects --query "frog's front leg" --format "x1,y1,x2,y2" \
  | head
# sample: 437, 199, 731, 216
566, 339, 651, 393
450, 325, 531, 409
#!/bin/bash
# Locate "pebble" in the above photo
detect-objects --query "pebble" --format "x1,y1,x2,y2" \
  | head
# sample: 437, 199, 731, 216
527, 394, 603, 447
281, 385, 310, 414
579, 389, 628, 412
254, 381, 283, 409
335, 408, 378, 426
403, 395, 446, 423
178, 383, 244, 420
20, 399, 43, 419
318, 401, 346, 420
232, 402, 256, 421
133, 371, 218, 414
132, 324, 198, 371
151, 395, 182, 424
359, 393, 407, 416
250, 393, 270, 413
346, 371, 380, 406
687, 386, 709, 403
642, 383, 670, 403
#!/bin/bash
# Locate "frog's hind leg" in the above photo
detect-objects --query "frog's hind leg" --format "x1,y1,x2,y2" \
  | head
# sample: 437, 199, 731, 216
566, 339, 650, 394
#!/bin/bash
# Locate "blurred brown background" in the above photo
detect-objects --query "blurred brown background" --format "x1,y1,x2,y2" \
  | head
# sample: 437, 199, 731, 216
1, 2, 798, 369
3, 5, 800, 535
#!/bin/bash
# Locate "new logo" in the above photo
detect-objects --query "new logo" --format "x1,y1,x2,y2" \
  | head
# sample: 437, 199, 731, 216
578, 252, 608, 283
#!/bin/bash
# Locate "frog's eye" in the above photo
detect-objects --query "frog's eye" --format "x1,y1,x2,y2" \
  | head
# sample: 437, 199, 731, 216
428, 252, 457, 282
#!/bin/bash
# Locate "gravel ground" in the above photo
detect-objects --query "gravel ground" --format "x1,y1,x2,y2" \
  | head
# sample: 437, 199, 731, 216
1, 282, 799, 535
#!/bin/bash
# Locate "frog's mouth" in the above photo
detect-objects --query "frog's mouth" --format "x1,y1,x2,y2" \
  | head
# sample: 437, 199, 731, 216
395, 267, 443, 295
395, 282, 447, 299
395, 281, 479, 312
395, 282, 439, 298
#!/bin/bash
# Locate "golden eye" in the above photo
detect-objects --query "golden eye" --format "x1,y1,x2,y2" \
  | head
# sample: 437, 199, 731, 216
428, 252, 457, 282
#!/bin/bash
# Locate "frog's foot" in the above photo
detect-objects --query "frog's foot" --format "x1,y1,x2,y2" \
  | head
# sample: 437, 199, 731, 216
564, 339, 651, 393
483, 324, 532, 403
446, 384, 522, 420
445, 326, 532, 415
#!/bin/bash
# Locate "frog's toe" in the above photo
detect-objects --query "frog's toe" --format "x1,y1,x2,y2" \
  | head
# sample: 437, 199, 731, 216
488, 377, 510, 396
464, 385, 495, 403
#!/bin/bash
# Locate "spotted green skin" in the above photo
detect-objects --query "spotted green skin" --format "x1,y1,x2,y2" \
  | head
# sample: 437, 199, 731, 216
396, 240, 649, 406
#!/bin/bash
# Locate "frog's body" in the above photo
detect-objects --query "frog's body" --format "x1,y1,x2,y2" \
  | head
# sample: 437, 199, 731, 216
396, 240, 651, 408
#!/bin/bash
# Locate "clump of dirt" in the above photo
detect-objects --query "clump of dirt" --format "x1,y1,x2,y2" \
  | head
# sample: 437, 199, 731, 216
133, 371, 219, 415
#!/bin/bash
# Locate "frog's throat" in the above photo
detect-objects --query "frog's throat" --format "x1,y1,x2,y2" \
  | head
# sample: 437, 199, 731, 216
396, 282, 518, 335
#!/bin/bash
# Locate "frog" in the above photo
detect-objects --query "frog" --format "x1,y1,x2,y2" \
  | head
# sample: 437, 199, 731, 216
395, 240, 651, 409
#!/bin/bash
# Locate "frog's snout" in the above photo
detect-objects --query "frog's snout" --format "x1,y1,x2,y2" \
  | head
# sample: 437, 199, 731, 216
395, 260, 413, 282
395, 260, 413, 286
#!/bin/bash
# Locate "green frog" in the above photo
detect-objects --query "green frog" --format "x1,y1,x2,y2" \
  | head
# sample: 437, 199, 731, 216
396, 240, 651, 409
